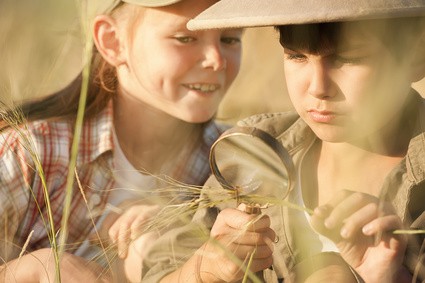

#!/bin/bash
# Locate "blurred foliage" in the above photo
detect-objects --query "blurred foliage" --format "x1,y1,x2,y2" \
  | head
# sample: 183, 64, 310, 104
0, 0, 83, 106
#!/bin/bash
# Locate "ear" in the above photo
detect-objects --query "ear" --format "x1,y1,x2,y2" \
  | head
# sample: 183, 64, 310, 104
409, 30, 425, 83
92, 15, 126, 67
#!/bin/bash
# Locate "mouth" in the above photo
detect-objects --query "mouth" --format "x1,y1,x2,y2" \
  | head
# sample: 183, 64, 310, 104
307, 109, 338, 123
183, 83, 221, 93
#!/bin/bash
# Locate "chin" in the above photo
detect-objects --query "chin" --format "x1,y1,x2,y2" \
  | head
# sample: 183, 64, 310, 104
310, 126, 349, 143
181, 113, 215, 124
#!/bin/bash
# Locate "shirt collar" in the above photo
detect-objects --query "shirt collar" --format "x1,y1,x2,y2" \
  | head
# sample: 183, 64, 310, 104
406, 91, 425, 184
77, 102, 114, 166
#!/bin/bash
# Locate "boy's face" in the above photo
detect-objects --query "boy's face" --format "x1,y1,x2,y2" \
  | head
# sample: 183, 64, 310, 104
283, 21, 415, 143
117, 0, 242, 123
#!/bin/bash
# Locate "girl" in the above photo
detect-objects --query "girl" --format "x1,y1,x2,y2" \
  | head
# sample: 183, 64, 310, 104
0, 0, 242, 281
142, 1, 425, 282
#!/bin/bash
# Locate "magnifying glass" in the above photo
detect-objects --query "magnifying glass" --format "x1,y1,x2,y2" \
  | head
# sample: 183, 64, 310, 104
209, 126, 296, 214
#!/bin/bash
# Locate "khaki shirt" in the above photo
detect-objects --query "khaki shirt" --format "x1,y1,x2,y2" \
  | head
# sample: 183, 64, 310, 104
143, 91, 425, 282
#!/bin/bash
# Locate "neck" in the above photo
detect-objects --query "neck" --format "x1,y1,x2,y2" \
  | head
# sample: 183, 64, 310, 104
315, 140, 405, 206
112, 93, 202, 174
314, 115, 412, 205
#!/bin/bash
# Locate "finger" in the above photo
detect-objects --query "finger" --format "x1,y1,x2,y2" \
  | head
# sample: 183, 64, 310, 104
97, 211, 120, 240
339, 202, 380, 239
362, 214, 403, 236
313, 204, 332, 219
245, 257, 274, 274
364, 215, 407, 250
324, 189, 356, 208
311, 205, 333, 235
117, 222, 131, 259
130, 221, 143, 240
109, 212, 137, 242
127, 205, 161, 239
220, 208, 272, 231
131, 231, 159, 257
217, 228, 276, 248
324, 192, 376, 230
211, 237, 274, 260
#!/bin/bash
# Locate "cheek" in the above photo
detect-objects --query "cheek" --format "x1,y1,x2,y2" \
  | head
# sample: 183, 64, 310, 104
224, 51, 242, 85
284, 63, 308, 92
226, 64, 240, 87
285, 72, 307, 108
347, 66, 407, 117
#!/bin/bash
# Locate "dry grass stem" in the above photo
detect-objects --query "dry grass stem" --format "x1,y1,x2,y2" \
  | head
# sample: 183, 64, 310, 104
0, 105, 61, 277
18, 230, 34, 259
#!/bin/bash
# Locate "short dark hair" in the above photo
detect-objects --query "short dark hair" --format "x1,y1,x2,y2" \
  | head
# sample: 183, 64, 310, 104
275, 17, 425, 60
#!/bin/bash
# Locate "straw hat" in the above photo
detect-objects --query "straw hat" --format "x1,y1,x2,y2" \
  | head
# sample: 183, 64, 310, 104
94, 0, 183, 15
117, 0, 182, 7
188, 0, 425, 30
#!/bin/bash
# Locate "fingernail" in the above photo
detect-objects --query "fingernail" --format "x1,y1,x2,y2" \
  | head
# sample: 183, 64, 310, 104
362, 224, 372, 235
324, 219, 333, 229
313, 207, 323, 215
340, 227, 349, 239
264, 237, 275, 252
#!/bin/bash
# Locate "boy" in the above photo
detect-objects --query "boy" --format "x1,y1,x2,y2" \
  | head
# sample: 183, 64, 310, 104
142, 0, 425, 282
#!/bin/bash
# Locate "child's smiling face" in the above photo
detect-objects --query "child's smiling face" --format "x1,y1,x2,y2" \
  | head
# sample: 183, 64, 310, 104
116, 0, 242, 123
281, 21, 418, 143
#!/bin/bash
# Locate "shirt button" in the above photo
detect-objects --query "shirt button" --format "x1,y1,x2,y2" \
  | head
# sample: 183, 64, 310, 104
89, 194, 102, 208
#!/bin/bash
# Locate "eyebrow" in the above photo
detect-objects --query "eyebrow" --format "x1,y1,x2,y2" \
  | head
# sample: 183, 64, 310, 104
336, 43, 371, 53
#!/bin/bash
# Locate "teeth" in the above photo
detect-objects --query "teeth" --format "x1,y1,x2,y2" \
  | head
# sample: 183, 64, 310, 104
187, 84, 219, 92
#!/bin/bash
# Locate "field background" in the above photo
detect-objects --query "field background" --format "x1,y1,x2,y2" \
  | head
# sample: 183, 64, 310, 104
218, 27, 291, 123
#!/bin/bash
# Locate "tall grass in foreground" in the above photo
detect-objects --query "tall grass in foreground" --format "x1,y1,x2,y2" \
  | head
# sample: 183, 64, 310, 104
0, 106, 61, 280
57, 1, 93, 277
0, 0, 90, 281
0, 2, 424, 283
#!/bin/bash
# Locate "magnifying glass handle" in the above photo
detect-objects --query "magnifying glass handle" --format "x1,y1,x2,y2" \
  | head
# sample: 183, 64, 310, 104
244, 205, 261, 214
235, 188, 262, 214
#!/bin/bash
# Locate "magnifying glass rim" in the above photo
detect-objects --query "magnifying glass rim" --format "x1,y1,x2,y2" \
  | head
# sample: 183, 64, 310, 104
209, 126, 295, 200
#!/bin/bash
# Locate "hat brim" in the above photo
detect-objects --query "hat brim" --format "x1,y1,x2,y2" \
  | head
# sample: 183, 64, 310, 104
188, 0, 425, 30
123, 0, 182, 7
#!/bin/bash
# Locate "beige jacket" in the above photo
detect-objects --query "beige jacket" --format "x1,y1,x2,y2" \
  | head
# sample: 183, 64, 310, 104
143, 91, 425, 282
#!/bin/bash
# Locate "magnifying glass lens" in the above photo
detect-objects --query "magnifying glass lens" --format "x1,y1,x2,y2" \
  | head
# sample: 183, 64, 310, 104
210, 127, 295, 209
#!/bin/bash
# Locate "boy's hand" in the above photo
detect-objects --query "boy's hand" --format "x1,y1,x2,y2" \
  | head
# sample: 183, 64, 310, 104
310, 190, 408, 283
198, 206, 275, 282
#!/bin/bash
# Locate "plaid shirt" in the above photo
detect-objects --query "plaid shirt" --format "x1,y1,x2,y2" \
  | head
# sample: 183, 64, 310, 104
0, 103, 226, 261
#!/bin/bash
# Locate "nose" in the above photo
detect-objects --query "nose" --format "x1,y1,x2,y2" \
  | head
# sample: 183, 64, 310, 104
202, 44, 227, 71
308, 61, 333, 99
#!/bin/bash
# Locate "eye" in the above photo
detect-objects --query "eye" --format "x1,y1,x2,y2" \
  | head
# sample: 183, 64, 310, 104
332, 52, 370, 65
332, 55, 357, 64
221, 36, 241, 45
174, 36, 196, 43
284, 53, 308, 63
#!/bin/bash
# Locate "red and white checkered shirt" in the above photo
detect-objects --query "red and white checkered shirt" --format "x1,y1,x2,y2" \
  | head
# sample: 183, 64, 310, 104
0, 103, 226, 260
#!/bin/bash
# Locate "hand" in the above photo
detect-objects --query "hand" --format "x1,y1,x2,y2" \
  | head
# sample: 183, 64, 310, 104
310, 190, 408, 283
122, 231, 159, 282
106, 203, 161, 259
198, 207, 275, 282
1, 249, 112, 283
